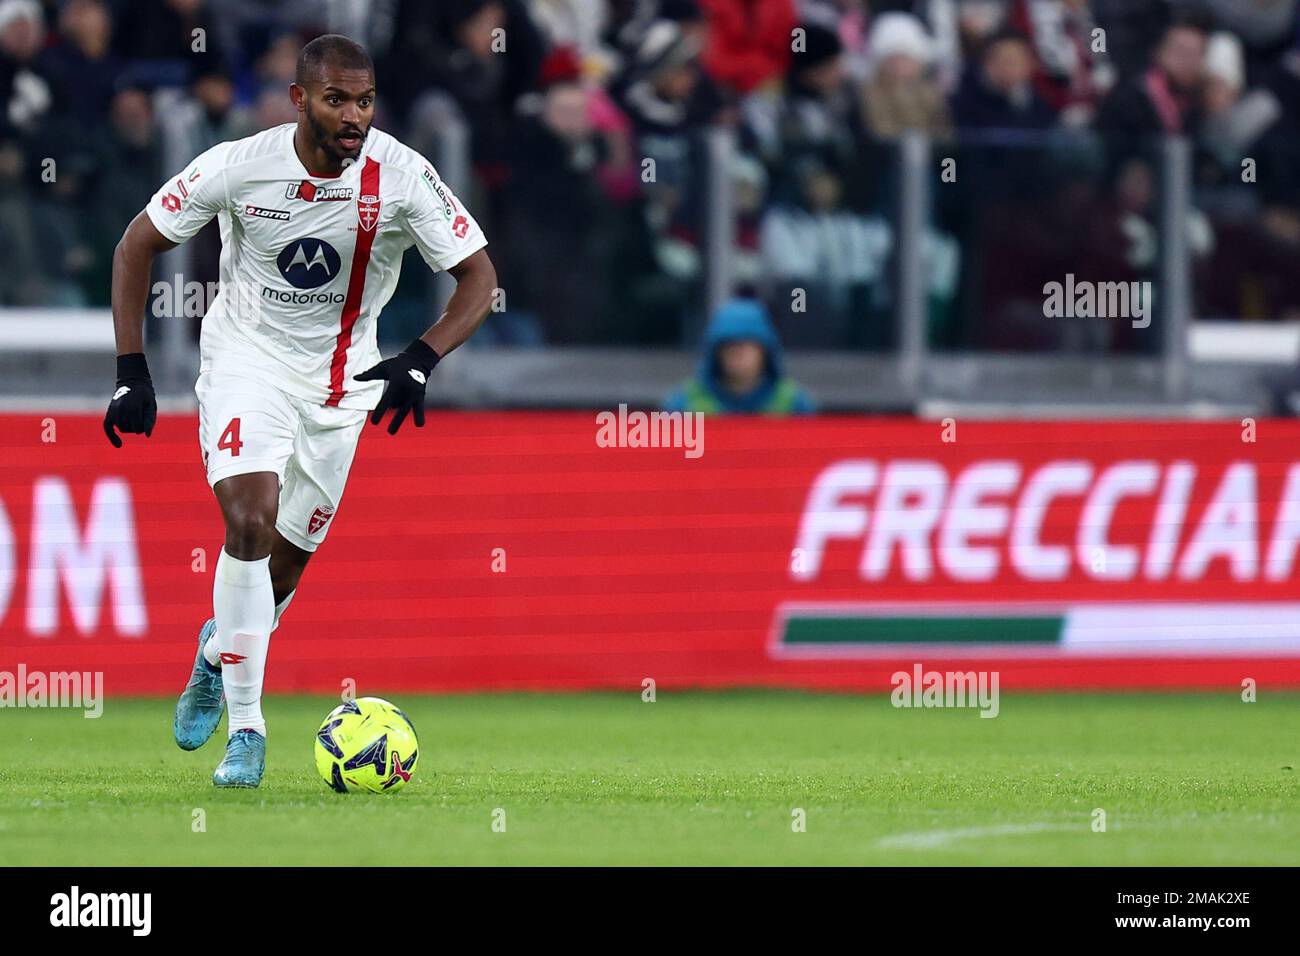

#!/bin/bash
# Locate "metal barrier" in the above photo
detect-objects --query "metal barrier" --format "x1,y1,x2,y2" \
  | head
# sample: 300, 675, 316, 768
0, 119, 1284, 415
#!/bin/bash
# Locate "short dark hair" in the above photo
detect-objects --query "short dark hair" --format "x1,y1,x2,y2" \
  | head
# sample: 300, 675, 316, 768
295, 34, 374, 87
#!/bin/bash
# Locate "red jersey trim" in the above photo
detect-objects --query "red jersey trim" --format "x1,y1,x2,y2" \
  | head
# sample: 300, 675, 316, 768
325, 156, 380, 407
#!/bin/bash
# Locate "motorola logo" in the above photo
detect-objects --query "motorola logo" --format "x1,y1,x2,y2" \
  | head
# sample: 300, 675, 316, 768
276, 237, 341, 289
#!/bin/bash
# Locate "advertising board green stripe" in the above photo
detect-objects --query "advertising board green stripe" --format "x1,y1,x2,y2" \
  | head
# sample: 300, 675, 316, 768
783, 615, 1065, 645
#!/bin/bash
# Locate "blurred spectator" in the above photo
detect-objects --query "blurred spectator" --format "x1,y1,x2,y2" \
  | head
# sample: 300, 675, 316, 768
112, 0, 228, 88
1203, 30, 1248, 126
40, 0, 121, 132
1194, 32, 1300, 321
858, 11, 952, 142
502, 54, 609, 344
953, 0, 1009, 63
381, 0, 546, 184
1092, 154, 1211, 335
744, 20, 863, 205
664, 298, 815, 413
84, 86, 161, 303
1257, 39, 1300, 168
1090, 0, 1176, 80
617, 19, 708, 295
100, 86, 161, 218
0, 140, 42, 303
1199, 31, 1273, 175
760, 154, 958, 349
619, 18, 704, 141
529, 0, 615, 72
584, 61, 640, 201
759, 156, 886, 348
0, 0, 52, 136
1009, 0, 1114, 125
1096, 13, 1208, 139
800, 0, 870, 79
613, 0, 708, 53
699, 0, 796, 95
2, 0, 1299, 345
857, 0, 967, 92
950, 28, 1056, 131
1204, 0, 1298, 61
190, 68, 252, 148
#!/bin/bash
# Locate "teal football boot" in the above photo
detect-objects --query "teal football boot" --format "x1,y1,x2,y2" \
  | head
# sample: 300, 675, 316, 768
173, 618, 224, 751
213, 729, 266, 788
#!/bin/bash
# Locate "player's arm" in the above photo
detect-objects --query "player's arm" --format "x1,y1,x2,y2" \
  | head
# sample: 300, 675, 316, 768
354, 249, 496, 435
104, 145, 227, 446
421, 248, 496, 357
111, 211, 177, 356
355, 163, 496, 435
102, 212, 176, 447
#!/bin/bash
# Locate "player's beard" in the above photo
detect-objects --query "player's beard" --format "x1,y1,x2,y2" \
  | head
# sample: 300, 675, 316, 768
305, 102, 366, 166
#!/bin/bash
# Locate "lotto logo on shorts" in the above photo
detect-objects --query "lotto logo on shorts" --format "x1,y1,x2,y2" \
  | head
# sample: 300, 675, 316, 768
308, 504, 336, 534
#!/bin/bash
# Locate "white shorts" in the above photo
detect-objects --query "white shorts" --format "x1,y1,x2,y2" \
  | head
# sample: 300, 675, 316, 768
195, 369, 368, 552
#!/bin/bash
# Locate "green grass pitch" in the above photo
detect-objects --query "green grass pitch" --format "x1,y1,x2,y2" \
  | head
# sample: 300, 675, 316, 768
1, 691, 1297, 865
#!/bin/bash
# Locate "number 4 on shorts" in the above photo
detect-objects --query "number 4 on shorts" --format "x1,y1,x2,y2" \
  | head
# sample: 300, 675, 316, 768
218, 417, 243, 456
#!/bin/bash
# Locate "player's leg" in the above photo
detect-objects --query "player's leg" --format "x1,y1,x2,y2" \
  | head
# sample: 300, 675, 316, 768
175, 370, 297, 787
207, 470, 281, 788
176, 472, 283, 751
268, 529, 313, 625
273, 397, 368, 626
174, 473, 284, 749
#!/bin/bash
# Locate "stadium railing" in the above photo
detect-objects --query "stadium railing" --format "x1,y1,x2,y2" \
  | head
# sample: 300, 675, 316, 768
0, 98, 1294, 415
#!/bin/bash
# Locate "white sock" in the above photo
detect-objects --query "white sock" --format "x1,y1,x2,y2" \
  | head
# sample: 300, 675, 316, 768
203, 625, 221, 668
204, 589, 295, 666
212, 549, 274, 738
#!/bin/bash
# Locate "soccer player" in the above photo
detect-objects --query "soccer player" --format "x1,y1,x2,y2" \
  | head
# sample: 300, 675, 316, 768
102, 35, 496, 788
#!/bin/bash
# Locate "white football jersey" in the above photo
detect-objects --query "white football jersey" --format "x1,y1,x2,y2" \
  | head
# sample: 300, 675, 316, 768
146, 123, 487, 409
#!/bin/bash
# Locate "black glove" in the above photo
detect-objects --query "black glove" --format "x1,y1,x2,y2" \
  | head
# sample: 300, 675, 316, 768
103, 352, 157, 448
353, 338, 440, 435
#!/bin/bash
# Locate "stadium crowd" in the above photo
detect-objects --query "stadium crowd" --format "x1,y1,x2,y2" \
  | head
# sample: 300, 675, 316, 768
2, 0, 1299, 357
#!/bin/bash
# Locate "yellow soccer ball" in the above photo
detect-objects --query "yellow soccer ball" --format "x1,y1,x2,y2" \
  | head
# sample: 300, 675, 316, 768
314, 696, 419, 794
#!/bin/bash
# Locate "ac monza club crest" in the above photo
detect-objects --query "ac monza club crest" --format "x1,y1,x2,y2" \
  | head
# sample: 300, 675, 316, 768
358, 193, 380, 232
308, 504, 336, 535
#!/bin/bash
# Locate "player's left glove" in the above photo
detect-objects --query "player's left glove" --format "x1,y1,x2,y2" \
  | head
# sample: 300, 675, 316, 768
353, 338, 440, 435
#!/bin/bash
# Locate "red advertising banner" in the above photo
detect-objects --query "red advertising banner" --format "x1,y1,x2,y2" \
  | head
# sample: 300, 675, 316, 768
4, 412, 1300, 694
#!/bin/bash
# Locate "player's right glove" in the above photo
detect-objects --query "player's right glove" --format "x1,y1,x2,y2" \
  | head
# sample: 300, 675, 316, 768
103, 352, 157, 448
